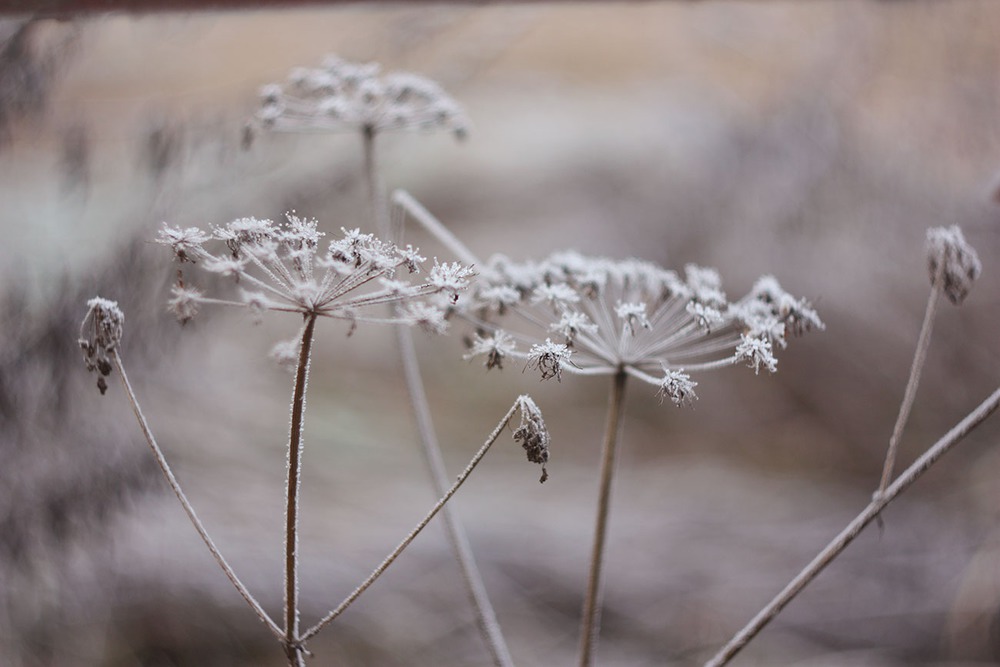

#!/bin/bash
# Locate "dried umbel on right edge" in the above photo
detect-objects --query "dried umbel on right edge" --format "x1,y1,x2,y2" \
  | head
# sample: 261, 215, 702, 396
927, 225, 982, 305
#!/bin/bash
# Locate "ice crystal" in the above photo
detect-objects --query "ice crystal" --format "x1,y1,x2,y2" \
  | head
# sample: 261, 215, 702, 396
926, 225, 981, 305
157, 214, 473, 332
458, 250, 822, 403
78, 297, 124, 395
255, 55, 468, 139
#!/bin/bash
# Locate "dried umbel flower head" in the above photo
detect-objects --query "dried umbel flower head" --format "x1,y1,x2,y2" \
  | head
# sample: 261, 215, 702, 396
513, 395, 550, 483
256, 55, 468, 139
926, 225, 981, 305
157, 214, 474, 333
460, 251, 822, 405
78, 297, 124, 395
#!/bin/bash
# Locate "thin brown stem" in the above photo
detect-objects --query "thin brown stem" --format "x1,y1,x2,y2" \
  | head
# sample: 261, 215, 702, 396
283, 314, 318, 666
877, 281, 942, 494
301, 400, 522, 642
110, 351, 282, 640
706, 385, 1000, 667
578, 369, 628, 667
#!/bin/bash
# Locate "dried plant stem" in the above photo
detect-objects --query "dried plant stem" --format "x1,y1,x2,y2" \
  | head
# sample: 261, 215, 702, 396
877, 281, 942, 494
110, 351, 282, 640
392, 189, 482, 266
301, 400, 522, 642
396, 326, 516, 667
283, 314, 318, 666
706, 385, 1000, 667
365, 138, 513, 667
363, 126, 391, 239
578, 369, 629, 667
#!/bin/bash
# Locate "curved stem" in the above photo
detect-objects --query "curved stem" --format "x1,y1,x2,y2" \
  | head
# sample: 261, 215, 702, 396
301, 400, 521, 642
578, 369, 628, 667
877, 282, 941, 494
283, 314, 318, 666
706, 385, 1000, 667
397, 326, 516, 667
111, 351, 282, 640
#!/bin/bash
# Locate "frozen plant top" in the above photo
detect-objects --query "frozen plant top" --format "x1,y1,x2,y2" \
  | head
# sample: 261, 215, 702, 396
460, 251, 823, 406
926, 225, 981, 305
78, 296, 124, 395
256, 55, 469, 139
157, 215, 474, 335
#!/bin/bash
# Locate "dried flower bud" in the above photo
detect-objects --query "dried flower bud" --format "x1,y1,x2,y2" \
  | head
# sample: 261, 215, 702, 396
735, 334, 777, 374
526, 339, 573, 381
78, 297, 124, 395
657, 369, 698, 407
926, 225, 981, 305
513, 395, 550, 483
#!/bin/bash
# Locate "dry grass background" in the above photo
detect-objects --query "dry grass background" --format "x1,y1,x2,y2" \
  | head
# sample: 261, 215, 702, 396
2, 2, 1000, 665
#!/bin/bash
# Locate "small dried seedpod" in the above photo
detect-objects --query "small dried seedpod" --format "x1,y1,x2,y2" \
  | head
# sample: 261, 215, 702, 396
513, 395, 550, 483
78, 297, 125, 395
926, 225, 982, 305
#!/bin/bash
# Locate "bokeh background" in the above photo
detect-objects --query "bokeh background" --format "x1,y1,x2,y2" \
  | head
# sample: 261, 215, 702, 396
2, 2, 1000, 665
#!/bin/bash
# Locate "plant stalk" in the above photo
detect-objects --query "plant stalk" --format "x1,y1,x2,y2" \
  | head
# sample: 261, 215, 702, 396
363, 126, 391, 239
301, 400, 521, 642
283, 314, 318, 666
706, 385, 1000, 667
877, 280, 942, 494
578, 369, 628, 667
111, 351, 282, 639
367, 127, 513, 666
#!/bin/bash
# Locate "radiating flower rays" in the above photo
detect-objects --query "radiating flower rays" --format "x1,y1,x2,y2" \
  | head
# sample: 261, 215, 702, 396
393, 190, 823, 667
255, 55, 469, 139
157, 214, 474, 335
458, 250, 824, 405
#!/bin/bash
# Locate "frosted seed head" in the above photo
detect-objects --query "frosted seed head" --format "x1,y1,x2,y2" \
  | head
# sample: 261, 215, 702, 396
167, 284, 203, 324
79, 297, 124, 394
657, 369, 698, 407
615, 301, 651, 336
736, 334, 778, 374
514, 395, 551, 483
465, 330, 517, 370
926, 225, 981, 305
526, 339, 573, 381
157, 224, 210, 263
269, 337, 300, 372
402, 302, 449, 335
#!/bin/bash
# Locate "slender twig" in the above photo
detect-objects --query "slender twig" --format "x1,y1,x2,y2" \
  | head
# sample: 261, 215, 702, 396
111, 351, 283, 640
366, 139, 514, 667
578, 369, 628, 667
877, 277, 943, 494
301, 400, 522, 642
396, 326, 517, 667
392, 189, 482, 266
283, 314, 318, 666
705, 385, 1000, 667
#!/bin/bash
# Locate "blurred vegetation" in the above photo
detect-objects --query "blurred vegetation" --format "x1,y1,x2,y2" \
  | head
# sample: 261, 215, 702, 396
1, 3, 1000, 665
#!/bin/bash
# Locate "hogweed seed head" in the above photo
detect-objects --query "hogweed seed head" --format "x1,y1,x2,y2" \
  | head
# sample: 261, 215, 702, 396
513, 395, 550, 483
78, 297, 124, 395
255, 55, 469, 139
458, 250, 821, 403
157, 215, 474, 336
926, 225, 981, 305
